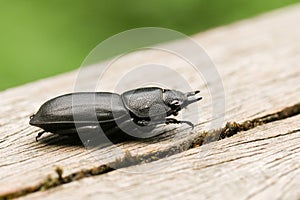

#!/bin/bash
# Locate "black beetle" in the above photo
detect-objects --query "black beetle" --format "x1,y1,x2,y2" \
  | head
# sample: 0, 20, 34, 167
29, 87, 202, 141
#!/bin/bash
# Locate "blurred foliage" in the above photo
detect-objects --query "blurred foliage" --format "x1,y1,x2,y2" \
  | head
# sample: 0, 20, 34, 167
0, 0, 299, 90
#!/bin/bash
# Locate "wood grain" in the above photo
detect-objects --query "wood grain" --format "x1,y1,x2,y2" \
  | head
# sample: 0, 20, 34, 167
19, 115, 300, 200
0, 4, 300, 199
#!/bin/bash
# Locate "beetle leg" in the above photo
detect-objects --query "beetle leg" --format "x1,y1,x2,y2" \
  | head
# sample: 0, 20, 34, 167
173, 111, 179, 116
136, 118, 194, 129
165, 118, 194, 129
36, 131, 46, 142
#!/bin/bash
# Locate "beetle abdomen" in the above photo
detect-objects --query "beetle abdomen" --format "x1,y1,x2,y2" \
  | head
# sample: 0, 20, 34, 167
29, 92, 128, 128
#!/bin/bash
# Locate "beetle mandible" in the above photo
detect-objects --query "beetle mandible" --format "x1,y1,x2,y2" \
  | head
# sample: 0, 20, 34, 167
29, 87, 202, 141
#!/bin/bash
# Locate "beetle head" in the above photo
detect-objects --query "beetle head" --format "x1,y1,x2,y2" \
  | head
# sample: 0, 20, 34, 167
163, 89, 202, 115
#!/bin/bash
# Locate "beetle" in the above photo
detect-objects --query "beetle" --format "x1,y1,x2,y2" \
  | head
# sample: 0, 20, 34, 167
29, 87, 202, 142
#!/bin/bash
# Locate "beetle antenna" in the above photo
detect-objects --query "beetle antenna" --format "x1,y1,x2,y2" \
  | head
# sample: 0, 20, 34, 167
36, 131, 46, 142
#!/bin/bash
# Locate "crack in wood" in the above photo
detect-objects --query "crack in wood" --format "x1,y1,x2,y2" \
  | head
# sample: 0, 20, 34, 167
226, 129, 300, 148
189, 103, 300, 147
1, 102, 300, 200
194, 152, 261, 169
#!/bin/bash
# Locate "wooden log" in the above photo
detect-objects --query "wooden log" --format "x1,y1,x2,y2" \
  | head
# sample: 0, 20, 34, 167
0, 4, 300, 199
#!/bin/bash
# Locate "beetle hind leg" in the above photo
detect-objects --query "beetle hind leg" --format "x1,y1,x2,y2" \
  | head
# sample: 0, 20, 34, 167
36, 131, 46, 142
165, 118, 194, 129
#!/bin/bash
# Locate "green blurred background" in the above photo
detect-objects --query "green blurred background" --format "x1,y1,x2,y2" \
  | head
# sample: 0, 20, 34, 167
1, 0, 299, 91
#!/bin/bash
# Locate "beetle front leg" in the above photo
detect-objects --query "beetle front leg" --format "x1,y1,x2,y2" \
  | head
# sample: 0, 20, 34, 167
165, 118, 194, 129
136, 118, 194, 129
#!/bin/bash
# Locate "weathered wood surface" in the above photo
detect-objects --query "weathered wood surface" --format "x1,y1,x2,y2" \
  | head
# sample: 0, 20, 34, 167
0, 4, 300, 199
19, 115, 300, 200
